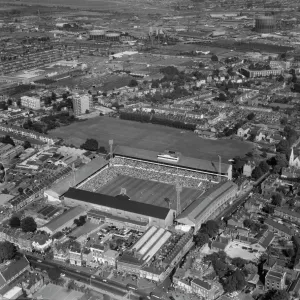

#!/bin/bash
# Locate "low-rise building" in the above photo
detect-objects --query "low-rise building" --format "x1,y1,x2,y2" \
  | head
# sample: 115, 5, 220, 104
265, 267, 286, 290
274, 207, 300, 223
191, 279, 222, 300
21, 96, 41, 110
39, 206, 86, 235
264, 219, 293, 239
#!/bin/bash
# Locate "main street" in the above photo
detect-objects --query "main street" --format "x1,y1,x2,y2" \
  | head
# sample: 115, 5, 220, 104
27, 254, 148, 300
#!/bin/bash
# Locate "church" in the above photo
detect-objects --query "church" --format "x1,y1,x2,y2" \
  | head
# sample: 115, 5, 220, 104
289, 148, 300, 168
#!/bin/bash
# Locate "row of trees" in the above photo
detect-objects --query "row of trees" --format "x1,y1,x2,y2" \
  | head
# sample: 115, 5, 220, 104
9, 215, 37, 233
119, 112, 196, 131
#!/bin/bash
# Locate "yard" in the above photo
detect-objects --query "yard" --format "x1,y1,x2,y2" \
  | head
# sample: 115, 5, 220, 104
49, 117, 253, 161
225, 242, 261, 261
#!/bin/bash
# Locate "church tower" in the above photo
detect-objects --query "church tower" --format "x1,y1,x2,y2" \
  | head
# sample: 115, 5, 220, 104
289, 147, 295, 167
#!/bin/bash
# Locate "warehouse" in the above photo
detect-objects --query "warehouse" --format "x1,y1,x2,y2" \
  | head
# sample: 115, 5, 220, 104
63, 188, 173, 229
176, 181, 238, 231
39, 206, 86, 235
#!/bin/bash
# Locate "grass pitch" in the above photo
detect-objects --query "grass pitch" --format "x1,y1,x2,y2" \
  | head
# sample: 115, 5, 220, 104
50, 117, 253, 161
97, 175, 204, 210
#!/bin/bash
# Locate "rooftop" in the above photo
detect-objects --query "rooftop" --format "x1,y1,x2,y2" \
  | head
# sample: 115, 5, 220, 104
176, 181, 237, 225
114, 145, 231, 175
42, 206, 85, 233
65, 188, 170, 220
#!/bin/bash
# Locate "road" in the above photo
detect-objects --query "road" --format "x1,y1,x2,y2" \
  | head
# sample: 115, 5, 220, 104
27, 254, 147, 300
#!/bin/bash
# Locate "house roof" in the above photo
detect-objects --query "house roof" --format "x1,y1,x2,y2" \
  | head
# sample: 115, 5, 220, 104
266, 270, 285, 282
211, 241, 227, 250
258, 231, 275, 249
192, 279, 212, 290
64, 188, 170, 220
42, 206, 85, 233
275, 207, 300, 220
264, 219, 293, 236
1, 257, 29, 283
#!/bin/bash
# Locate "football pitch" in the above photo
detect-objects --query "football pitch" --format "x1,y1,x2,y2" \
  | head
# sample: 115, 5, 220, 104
97, 175, 204, 211
50, 117, 253, 161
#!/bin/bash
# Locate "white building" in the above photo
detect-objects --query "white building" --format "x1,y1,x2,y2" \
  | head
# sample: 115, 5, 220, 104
20, 96, 41, 110
72, 94, 93, 116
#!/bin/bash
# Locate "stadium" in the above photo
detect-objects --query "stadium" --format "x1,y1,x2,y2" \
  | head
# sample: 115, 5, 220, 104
57, 143, 237, 231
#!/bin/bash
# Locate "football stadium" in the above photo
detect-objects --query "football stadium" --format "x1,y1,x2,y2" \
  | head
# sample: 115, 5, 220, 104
57, 143, 238, 232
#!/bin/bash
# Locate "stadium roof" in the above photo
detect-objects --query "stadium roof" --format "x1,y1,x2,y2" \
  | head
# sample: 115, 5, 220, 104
114, 146, 231, 175
45, 156, 108, 197
64, 188, 170, 220
42, 206, 85, 233
176, 181, 238, 226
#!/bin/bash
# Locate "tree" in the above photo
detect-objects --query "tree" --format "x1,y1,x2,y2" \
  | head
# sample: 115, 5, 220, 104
243, 219, 253, 228
283, 248, 294, 257
51, 92, 57, 101
247, 112, 255, 120
276, 139, 290, 156
0, 241, 16, 262
18, 187, 23, 194
244, 263, 258, 275
231, 257, 247, 269
9, 215, 20, 228
259, 161, 270, 173
200, 220, 219, 238
7, 99, 13, 106
128, 79, 138, 87
211, 55, 219, 62
280, 117, 288, 126
262, 289, 290, 300
271, 193, 282, 206
85, 109, 89, 114
252, 166, 264, 180
21, 216, 37, 232
23, 140, 31, 149
47, 267, 61, 282
223, 269, 246, 293
80, 138, 98, 151
194, 232, 209, 247
0, 135, 15, 147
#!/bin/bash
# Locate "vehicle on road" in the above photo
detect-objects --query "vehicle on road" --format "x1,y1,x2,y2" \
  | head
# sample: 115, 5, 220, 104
76, 270, 80, 273
61, 273, 66, 277
37, 260, 42, 263
103, 279, 107, 282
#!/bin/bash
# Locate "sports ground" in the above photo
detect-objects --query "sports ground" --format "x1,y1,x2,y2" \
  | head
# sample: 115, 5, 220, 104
50, 117, 253, 161
97, 175, 204, 211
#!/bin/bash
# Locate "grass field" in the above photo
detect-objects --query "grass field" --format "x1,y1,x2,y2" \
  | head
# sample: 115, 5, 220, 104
50, 117, 253, 161
98, 174, 204, 210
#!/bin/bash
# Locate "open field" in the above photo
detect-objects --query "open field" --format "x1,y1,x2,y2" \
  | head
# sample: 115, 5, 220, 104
98, 174, 204, 210
49, 117, 253, 161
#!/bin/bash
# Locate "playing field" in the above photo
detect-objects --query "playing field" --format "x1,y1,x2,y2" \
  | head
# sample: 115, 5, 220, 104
50, 117, 253, 161
97, 175, 204, 210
